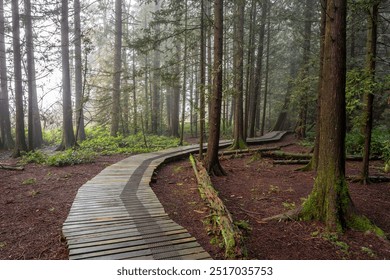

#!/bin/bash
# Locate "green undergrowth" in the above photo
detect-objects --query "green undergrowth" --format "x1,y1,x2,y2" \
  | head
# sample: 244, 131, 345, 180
21, 128, 182, 167
346, 127, 390, 161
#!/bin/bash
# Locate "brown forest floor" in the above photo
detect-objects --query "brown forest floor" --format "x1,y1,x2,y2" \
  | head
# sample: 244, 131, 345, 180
0, 154, 127, 259
151, 135, 390, 260
0, 135, 389, 259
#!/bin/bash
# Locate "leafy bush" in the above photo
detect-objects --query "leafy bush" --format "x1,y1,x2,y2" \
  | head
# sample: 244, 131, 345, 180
20, 150, 47, 164
46, 149, 97, 167
80, 127, 180, 155
345, 127, 390, 162
345, 130, 365, 155
42, 129, 62, 145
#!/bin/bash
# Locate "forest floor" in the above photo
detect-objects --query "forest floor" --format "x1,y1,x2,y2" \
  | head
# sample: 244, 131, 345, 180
1, 134, 390, 259
0, 153, 127, 259
151, 134, 390, 260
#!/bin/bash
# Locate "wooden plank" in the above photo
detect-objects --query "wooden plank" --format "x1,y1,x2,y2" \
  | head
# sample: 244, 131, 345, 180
69, 237, 197, 259
69, 232, 192, 255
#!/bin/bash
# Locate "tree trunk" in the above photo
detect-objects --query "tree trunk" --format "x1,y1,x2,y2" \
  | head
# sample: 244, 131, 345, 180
199, 0, 206, 159
110, 0, 122, 137
312, 0, 327, 171
231, 0, 246, 149
361, 2, 379, 184
300, 0, 356, 232
151, 0, 161, 135
12, 0, 27, 157
132, 48, 138, 134
296, 0, 314, 140
0, 0, 13, 150
171, 42, 181, 138
74, 0, 86, 141
244, 0, 257, 140
248, 0, 267, 138
207, 0, 212, 126
59, 0, 76, 149
206, 0, 225, 176
180, 0, 189, 146
25, 0, 43, 150
261, 1, 271, 136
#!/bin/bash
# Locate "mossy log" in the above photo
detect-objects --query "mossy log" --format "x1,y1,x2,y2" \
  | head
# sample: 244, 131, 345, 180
189, 154, 246, 259
0, 163, 24, 171
262, 151, 312, 160
273, 159, 311, 165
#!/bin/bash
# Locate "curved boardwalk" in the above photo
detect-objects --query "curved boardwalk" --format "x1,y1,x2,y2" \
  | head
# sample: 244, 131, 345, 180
63, 131, 287, 260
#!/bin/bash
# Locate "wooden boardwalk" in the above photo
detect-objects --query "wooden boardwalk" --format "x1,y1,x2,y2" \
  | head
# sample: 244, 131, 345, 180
63, 131, 287, 260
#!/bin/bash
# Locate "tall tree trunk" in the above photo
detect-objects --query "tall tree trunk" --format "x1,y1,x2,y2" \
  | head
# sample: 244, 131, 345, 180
74, 0, 86, 141
180, 0, 189, 146
206, 0, 225, 176
361, 1, 379, 184
199, 0, 206, 159
231, 0, 246, 149
132, 48, 138, 134
59, 0, 76, 150
171, 42, 181, 138
248, 0, 267, 138
312, 0, 327, 171
25, 0, 43, 150
244, 0, 257, 140
110, 0, 122, 137
0, 0, 13, 150
296, 0, 314, 139
207, 0, 212, 126
261, 1, 271, 136
12, 0, 27, 157
300, 0, 353, 232
151, 0, 161, 135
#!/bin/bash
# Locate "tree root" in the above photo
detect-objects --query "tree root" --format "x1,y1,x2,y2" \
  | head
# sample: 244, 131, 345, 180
262, 206, 302, 222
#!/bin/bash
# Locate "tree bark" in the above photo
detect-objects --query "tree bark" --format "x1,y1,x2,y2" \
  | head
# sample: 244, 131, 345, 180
12, 0, 27, 157
180, 0, 189, 146
199, 0, 206, 159
206, 0, 225, 176
311, 0, 327, 171
261, 1, 271, 136
231, 0, 246, 149
248, 0, 267, 138
110, 0, 122, 137
151, 0, 161, 135
299, 0, 357, 233
296, 0, 314, 140
244, 0, 257, 140
361, 2, 379, 184
59, 0, 76, 149
0, 0, 13, 150
74, 0, 86, 141
25, 0, 43, 150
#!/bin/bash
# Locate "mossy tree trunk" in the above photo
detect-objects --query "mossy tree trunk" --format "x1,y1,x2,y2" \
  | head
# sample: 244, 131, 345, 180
299, 0, 353, 232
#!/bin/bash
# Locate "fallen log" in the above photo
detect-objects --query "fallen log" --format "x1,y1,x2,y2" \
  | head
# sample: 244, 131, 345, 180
0, 163, 24, 171
189, 154, 246, 259
347, 175, 390, 183
273, 159, 311, 165
262, 151, 312, 160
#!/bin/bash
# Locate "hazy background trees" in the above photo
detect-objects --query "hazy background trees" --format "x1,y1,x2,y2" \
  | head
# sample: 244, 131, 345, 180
0, 0, 388, 168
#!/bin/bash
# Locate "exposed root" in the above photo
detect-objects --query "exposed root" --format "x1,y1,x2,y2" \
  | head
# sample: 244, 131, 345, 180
262, 206, 302, 222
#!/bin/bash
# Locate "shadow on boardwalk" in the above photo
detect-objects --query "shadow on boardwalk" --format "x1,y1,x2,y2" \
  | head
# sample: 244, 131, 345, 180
63, 131, 287, 260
